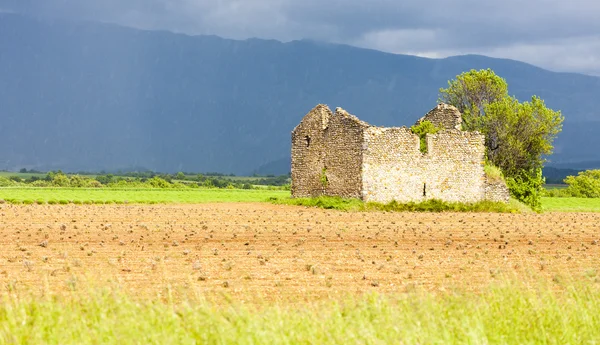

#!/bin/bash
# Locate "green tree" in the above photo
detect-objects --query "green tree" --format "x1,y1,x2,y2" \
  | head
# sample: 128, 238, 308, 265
69, 175, 86, 188
52, 172, 71, 187
439, 69, 564, 209
564, 170, 600, 198
439, 68, 508, 130
482, 96, 563, 177
147, 176, 171, 189
0, 176, 15, 187
176, 172, 186, 180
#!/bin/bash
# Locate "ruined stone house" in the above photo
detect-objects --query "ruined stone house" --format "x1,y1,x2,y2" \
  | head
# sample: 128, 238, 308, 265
291, 103, 509, 203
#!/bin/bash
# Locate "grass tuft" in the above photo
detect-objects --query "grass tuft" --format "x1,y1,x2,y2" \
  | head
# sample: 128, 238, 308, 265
273, 196, 364, 211
484, 164, 504, 183
273, 196, 524, 213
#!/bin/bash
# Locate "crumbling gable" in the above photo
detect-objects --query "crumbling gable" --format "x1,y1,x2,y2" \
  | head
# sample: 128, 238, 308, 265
290, 104, 332, 198
291, 103, 510, 204
414, 103, 462, 130
291, 105, 369, 199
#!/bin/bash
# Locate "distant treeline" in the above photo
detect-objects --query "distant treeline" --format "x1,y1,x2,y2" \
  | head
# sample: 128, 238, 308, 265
1, 170, 290, 190
542, 167, 582, 184
543, 169, 600, 198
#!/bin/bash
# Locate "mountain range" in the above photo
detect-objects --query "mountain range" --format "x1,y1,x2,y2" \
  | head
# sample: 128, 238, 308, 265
1, 13, 599, 175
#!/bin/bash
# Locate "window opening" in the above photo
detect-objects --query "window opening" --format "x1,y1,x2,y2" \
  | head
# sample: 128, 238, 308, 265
423, 183, 427, 197
305, 136, 311, 147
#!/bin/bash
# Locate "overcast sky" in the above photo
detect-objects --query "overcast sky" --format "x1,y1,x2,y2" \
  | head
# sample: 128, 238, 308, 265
2, 0, 600, 75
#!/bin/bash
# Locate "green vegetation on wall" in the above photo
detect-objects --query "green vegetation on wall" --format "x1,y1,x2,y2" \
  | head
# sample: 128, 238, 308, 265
484, 164, 504, 183
410, 121, 442, 153
320, 168, 328, 188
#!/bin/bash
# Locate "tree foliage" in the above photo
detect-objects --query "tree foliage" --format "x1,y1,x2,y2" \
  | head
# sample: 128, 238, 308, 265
440, 69, 564, 209
505, 168, 544, 210
439, 69, 508, 131
482, 96, 564, 177
564, 170, 600, 198
0, 176, 15, 187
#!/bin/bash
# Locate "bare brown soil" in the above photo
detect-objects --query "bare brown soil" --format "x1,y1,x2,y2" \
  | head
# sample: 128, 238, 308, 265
1, 203, 599, 302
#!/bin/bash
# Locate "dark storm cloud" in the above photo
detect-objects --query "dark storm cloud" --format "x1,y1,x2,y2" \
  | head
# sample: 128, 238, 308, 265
1, 0, 599, 74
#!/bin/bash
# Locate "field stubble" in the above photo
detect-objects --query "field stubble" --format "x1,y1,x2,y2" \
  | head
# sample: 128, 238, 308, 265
1, 203, 599, 303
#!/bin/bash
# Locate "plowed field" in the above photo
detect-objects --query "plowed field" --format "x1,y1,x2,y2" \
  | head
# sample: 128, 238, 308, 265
1, 203, 599, 302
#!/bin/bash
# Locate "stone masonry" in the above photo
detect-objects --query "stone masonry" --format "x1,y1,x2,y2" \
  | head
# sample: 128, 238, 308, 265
291, 103, 510, 203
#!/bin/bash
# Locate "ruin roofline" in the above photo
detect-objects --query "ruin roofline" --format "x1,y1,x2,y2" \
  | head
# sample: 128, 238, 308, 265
293, 103, 473, 134
290, 102, 509, 204
291, 104, 333, 133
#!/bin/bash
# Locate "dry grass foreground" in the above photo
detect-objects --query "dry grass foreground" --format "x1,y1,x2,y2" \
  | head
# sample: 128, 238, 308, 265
1, 203, 599, 303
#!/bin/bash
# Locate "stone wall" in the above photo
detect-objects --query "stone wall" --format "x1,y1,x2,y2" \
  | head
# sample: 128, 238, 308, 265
322, 108, 368, 199
415, 103, 462, 130
292, 103, 509, 204
362, 128, 487, 203
362, 127, 424, 202
484, 177, 511, 203
424, 130, 486, 203
290, 104, 331, 197
291, 105, 367, 199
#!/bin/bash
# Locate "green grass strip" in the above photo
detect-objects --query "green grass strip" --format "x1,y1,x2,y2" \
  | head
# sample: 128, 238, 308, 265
1, 281, 599, 344
0, 188, 290, 204
273, 196, 527, 213
541, 197, 600, 212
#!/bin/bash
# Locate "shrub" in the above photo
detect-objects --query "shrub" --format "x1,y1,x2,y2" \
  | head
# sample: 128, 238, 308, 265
172, 182, 188, 189
69, 175, 87, 188
52, 173, 71, 187
146, 177, 171, 189
505, 169, 544, 211
0, 176, 15, 187
31, 180, 51, 187
411, 120, 442, 153
564, 170, 600, 198
95, 174, 114, 185
87, 180, 103, 188
8, 175, 22, 183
